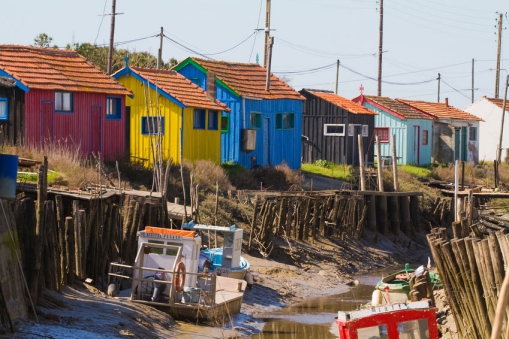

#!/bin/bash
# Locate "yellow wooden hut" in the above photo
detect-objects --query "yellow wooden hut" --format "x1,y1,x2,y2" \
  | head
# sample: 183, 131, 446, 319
113, 63, 230, 167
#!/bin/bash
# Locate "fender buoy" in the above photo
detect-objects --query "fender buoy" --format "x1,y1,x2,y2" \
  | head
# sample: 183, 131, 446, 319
395, 273, 414, 281
174, 261, 186, 292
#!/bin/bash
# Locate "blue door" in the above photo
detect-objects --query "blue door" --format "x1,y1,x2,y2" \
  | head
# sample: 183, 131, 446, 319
263, 118, 270, 166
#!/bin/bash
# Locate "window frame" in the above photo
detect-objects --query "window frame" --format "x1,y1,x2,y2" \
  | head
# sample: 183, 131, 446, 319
106, 97, 122, 120
282, 113, 295, 129
141, 116, 165, 135
55, 91, 73, 113
249, 112, 262, 129
208, 110, 218, 130
422, 130, 429, 145
194, 109, 206, 130
0, 98, 7, 121
323, 124, 346, 136
221, 116, 229, 133
374, 127, 390, 142
361, 125, 369, 137
469, 126, 477, 141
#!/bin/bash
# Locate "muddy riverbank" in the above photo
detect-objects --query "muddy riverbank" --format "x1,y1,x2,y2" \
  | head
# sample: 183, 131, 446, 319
2, 228, 438, 338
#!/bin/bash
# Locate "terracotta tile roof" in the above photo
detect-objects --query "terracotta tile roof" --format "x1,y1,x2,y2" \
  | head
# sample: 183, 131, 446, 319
305, 90, 376, 115
397, 98, 483, 121
0, 45, 131, 96
362, 95, 432, 119
130, 67, 230, 112
484, 97, 509, 111
186, 57, 304, 100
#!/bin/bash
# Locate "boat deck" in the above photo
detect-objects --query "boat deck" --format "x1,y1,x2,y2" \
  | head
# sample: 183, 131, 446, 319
115, 276, 247, 320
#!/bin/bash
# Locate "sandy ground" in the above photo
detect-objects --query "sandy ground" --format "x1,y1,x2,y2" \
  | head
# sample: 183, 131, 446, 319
1, 229, 450, 338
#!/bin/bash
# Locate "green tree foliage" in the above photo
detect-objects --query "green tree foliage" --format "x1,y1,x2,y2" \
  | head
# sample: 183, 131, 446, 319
66, 42, 178, 74
33, 33, 58, 48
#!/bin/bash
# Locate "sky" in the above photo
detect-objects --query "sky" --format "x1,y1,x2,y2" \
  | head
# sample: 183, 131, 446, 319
2, 0, 508, 109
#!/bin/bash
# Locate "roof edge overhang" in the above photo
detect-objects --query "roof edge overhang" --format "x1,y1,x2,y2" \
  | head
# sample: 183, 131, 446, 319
113, 66, 186, 108
173, 57, 240, 98
0, 69, 29, 92
353, 95, 407, 120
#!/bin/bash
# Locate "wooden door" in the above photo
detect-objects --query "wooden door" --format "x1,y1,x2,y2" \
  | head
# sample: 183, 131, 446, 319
90, 105, 102, 155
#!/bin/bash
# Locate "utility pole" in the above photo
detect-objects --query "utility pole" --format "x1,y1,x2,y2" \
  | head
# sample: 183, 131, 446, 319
157, 27, 163, 69
471, 59, 475, 103
335, 60, 340, 94
437, 73, 441, 103
377, 0, 383, 96
495, 13, 503, 99
265, 37, 274, 90
264, 0, 271, 68
107, 0, 117, 75
496, 75, 509, 166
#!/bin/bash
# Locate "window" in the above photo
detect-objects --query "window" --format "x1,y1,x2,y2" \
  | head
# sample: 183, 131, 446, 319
374, 127, 389, 142
423, 130, 429, 145
276, 113, 294, 130
362, 125, 369, 137
348, 124, 354, 136
249, 112, 261, 128
221, 116, 229, 133
0, 98, 7, 120
469, 126, 477, 141
323, 124, 345, 136
141, 116, 164, 135
55, 91, 73, 112
106, 97, 122, 120
283, 113, 294, 129
147, 240, 164, 254
208, 110, 218, 130
194, 109, 206, 129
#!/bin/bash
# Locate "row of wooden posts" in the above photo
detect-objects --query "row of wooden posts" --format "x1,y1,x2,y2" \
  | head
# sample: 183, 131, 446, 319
247, 190, 423, 254
428, 228, 509, 339
11, 157, 168, 306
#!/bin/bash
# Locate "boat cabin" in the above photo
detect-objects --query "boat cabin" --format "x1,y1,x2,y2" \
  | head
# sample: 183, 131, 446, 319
336, 300, 438, 339
183, 220, 246, 277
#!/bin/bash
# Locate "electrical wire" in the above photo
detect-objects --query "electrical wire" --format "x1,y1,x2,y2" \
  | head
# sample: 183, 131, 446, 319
273, 62, 336, 75
249, 0, 263, 62
441, 78, 472, 100
163, 35, 214, 60
202, 32, 256, 56
94, 0, 108, 45
341, 63, 436, 85
277, 37, 375, 59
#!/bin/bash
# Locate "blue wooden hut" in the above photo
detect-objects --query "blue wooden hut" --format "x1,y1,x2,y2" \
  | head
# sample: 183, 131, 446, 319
173, 57, 304, 169
352, 95, 433, 165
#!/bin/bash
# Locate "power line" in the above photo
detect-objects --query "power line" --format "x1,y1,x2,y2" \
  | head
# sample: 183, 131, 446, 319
276, 37, 375, 59
441, 78, 472, 100
163, 35, 214, 60
94, 0, 108, 45
202, 32, 256, 56
341, 63, 435, 85
273, 62, 336, 75
249, 0, 264, 62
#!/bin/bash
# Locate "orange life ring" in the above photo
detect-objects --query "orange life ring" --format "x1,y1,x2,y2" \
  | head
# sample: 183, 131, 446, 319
174, 261, 186, 292
396, 273, 414, 281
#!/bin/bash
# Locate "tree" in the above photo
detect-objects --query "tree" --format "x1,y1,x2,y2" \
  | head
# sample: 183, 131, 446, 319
33, 33, 53, 48
67, 42, 177, 74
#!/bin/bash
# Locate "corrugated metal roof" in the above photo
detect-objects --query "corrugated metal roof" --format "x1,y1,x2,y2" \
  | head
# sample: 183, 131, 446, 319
397, 98, 483, 121
131, 67, 230, 111
187, 57, 304, 100
362, 95, 432, 119
0, 45, 131, 96
307, 90, 377, 115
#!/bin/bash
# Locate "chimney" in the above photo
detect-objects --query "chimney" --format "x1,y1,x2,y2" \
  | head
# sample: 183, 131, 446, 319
444, 98, 449, 107
206, 72, 216, 101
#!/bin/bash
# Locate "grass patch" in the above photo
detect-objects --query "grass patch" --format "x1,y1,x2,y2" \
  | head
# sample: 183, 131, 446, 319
399, 164, 432, 179
18, 170, 59, 183
301, 162, 352, 180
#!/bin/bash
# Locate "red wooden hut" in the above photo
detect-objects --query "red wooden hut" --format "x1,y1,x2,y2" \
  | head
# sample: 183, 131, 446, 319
0, 45, 132, 160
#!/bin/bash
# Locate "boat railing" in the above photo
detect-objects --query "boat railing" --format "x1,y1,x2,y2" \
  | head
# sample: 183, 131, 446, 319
108, 262, 218, 307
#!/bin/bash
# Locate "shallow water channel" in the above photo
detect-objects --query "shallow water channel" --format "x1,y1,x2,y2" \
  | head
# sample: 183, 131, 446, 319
249, 267, 398, 339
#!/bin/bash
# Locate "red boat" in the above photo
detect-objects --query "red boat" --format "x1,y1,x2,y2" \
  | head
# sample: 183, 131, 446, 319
336, 300, 439, 339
